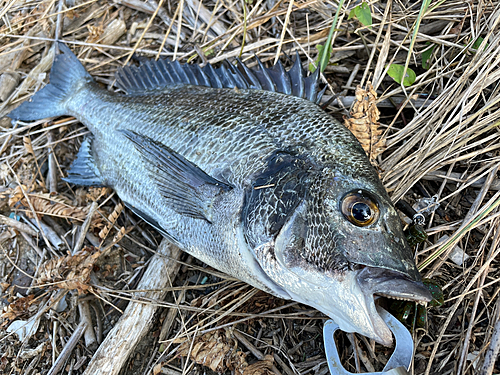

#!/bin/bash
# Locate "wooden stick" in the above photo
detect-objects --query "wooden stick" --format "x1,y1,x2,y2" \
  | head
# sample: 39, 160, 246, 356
82, 240, 182, 375
26, 216, 64, 250
78, 300, 97, 350
0, 213, 38, 237
73, 201, 98, 254
47, 321, 87, 375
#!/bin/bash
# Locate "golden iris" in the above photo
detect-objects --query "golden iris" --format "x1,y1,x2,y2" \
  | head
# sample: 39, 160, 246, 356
341, 191, 379, 226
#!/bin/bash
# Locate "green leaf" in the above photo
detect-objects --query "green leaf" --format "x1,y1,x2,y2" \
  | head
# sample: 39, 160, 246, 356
471, 37, 488, 52
309, 44, 326, 72
387, 64, 416, 86
402, 0, 431, 88
308, 0, 345, 73
472, 37, 484, 49
421, 43, 435, 70
349, 2, 372, 27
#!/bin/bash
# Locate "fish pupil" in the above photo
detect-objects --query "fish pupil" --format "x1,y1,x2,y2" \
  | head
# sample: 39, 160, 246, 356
352, 202, 372, 222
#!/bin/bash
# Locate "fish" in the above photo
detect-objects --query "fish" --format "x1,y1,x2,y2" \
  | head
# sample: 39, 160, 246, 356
8, 43, 432, 346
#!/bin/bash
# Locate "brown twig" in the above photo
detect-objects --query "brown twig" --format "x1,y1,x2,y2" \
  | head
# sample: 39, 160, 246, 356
82, 241, 182, 375
0, 213, 38, 237
73, 201, 98, 254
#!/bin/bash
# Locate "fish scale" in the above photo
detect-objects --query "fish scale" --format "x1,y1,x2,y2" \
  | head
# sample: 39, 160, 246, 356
65, 84, 295, 295
77, 83, 365, 187
8, 43, 432, 346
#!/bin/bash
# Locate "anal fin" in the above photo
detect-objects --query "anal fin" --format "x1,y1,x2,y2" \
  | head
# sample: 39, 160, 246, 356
63, 138, 105, 187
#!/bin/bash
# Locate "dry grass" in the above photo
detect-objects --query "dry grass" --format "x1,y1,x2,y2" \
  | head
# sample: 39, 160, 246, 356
0, 0, 500, 374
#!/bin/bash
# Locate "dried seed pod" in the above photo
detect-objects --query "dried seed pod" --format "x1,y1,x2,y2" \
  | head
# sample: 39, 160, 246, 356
22, 193, 88, 221
110, 226, 126, 245
99, 202, 124, 240
8, 185, 27, 207
87, 24, 105, 43
242, 355, 274, 375
1, 295, 35, 321
344, 83, 386, 165
175, 327, 276, 374
22, 136, 35, 156
36, 249, 101, 294
85, 187, 111, 203
13, 191, 104, 230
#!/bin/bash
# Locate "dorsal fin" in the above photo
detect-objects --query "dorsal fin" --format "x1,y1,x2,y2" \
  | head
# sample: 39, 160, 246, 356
236, 58, 262, 90
268, 60, 291, 95
253, 56, 276, 92
289, 51, 305, 97
115, 53, 325, 104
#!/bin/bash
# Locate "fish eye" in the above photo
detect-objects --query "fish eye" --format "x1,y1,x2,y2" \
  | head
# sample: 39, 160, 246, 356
341, 191, 379, 226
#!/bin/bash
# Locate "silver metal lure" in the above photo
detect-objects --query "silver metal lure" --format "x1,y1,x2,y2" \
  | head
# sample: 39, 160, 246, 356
323, 308, 413, 374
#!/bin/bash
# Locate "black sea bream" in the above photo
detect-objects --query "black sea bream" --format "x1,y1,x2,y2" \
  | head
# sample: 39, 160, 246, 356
8, 43, 431, 345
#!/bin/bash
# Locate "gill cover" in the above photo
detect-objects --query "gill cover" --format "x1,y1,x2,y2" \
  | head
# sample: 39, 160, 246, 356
244, 154, 421, 280
243, 163, 432, 345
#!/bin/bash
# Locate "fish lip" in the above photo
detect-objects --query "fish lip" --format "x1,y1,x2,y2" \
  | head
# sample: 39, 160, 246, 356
362, 291, 393, 346
357, 266, 433, 346
357, 266, 433, 303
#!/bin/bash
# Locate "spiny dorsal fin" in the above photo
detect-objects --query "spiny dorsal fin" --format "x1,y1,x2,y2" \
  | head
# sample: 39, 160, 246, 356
115, 51, 325, 104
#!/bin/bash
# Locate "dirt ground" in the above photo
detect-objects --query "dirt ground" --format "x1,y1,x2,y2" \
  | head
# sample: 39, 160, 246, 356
1, 0, 500, 374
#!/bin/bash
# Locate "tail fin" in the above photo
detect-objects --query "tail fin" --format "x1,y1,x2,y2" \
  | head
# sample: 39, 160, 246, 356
8, 43, 92, 121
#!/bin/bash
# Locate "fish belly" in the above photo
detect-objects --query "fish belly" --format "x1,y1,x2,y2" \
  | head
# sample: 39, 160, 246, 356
67, 83, 290, 297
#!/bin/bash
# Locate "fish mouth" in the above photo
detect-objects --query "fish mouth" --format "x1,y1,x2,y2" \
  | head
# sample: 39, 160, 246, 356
357, 266, 433, 346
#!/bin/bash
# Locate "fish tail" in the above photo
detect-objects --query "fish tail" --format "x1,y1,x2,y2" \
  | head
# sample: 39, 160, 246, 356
8, 43, 92, 121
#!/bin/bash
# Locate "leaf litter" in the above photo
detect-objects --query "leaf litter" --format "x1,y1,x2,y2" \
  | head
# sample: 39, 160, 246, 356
0, 0, 499, 374
175, 328, 274, 375
343, 83, 386, 166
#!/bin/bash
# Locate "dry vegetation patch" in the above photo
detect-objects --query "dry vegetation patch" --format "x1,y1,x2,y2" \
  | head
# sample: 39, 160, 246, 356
1, 0, 500, 374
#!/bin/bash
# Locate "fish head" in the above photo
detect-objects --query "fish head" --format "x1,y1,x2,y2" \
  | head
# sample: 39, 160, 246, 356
252, 167, 432, 346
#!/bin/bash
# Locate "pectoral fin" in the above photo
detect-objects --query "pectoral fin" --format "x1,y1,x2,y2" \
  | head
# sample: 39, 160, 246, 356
120, 130, 232, 222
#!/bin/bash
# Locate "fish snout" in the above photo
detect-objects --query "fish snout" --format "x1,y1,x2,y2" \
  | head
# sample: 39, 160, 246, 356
357, 266, 433, 303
